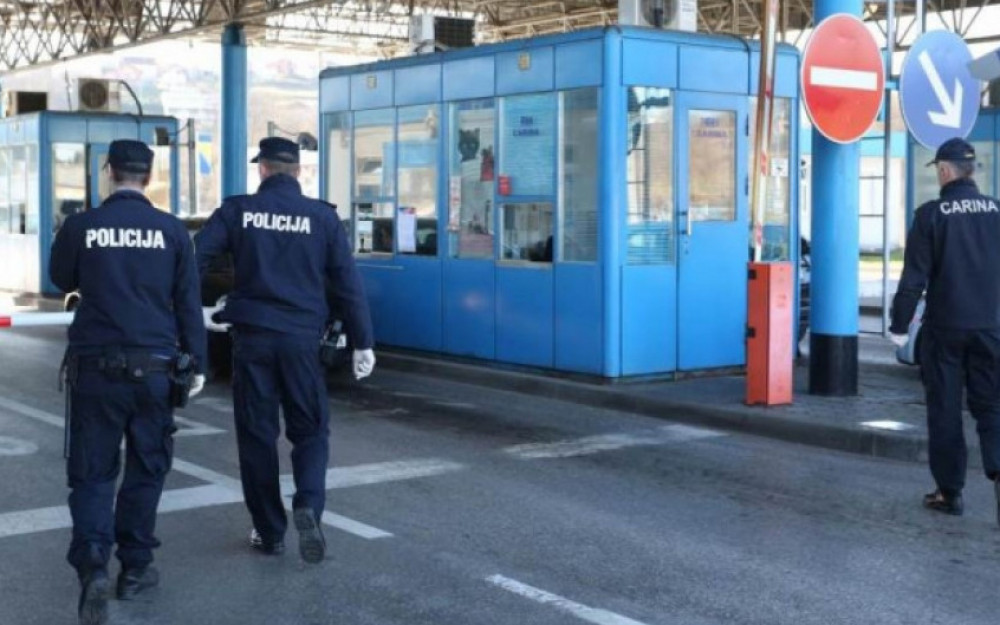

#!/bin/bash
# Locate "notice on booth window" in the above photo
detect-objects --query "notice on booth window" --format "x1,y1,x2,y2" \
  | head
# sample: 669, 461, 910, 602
398, 208, 417, 253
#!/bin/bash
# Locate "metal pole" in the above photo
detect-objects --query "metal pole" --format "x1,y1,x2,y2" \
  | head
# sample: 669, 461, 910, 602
881, 0, 895, 336
917, 0, 926, 34
187, 118, 197, 216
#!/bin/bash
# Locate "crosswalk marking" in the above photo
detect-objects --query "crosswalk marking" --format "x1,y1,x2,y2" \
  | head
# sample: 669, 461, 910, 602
503, 424, 723, 460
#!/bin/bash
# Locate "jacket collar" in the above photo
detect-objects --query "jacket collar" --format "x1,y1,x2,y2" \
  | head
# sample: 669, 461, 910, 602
258, 173, 302, 194
103, 189, 153, 206
941, 177, 979, 198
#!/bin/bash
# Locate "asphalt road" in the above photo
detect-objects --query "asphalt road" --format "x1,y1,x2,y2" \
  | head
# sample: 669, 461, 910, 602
2, 326, 1000, 625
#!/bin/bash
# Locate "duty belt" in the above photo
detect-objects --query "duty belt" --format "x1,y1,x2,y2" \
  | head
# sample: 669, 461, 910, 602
74, 353, 173, 378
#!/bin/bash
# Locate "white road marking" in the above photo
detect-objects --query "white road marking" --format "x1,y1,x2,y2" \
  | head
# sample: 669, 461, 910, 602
280, 458, 465, 493
173, 415, 226, 437
504, 424, 723, 460
487, 575, 650, 625
193, 396, 234, 414
0, 396, 65, 428
809, 67, 878, 91
0, 435, 38, 456
431, 401, 477, 409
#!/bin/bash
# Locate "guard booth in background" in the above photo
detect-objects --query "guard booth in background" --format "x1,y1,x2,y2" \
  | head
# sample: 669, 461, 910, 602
0, 112, 180, 296
319, 27, 801, 378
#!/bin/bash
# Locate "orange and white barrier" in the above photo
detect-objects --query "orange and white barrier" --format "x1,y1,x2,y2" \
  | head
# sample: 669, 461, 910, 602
0, 312, 75, 328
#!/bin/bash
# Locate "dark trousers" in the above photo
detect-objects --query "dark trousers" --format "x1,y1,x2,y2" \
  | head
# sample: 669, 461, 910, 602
921, 327, 1000, 494
67, 370, 174, 575
231, 328, 329, 543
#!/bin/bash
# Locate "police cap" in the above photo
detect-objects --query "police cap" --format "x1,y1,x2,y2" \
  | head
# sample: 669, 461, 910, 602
106, 139, 154, 174
250, 137, 299, 164
927, 137, 976, 166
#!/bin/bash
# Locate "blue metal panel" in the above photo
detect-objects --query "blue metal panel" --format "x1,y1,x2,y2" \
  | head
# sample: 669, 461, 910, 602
320, 76, 351, 112
221, 24, 248, 199
554, 263, 603, 373
622, 39, 678, 88
395, 64, 442, 106
443, 57, 495, 101
392, 257, 443, 351
679, 46, 749, 94
970, 112, 996, 141
87, 120, 118, 143
46, 116, 87, 143
750, 50, 799, 98
496, 266, 553, 367
622, 266, 676, 375
350, 70, 393, 110
356, 262, 398, 345
555, 40, 603, 89
442, 260, 495, 359
601, 30, 625, 377
496, 47, 554, 95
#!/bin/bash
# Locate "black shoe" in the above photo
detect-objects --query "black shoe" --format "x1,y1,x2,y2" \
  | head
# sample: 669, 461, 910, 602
116, 566, 159, 600
293, 508, 326, 564
923, 490, 964, 516
78, 569, 110, 625
249, 528, 285, 555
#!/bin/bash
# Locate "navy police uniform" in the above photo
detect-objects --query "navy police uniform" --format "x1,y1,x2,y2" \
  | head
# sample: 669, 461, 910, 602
891, 138, 1000, 514
49, 140, 207, 616
194, 137, 373, 556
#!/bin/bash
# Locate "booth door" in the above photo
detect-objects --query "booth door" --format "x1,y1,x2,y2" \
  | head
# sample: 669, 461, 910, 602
675, 93, 748, 371
87, 143, 111, 210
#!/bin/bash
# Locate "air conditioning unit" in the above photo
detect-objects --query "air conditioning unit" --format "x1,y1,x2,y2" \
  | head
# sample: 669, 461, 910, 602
618, 0, 697, 32
409, 15, 475, 54
76, 78, 121, 113
2, 90, 48, 117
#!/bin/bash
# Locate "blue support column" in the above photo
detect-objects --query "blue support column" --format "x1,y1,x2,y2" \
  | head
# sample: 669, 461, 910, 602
600, 30, 624, 377
221, 23, 248, 199
809, 0, 862, 395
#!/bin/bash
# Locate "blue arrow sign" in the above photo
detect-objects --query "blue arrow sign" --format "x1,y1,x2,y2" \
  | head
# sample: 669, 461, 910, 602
900, 31, 980, 149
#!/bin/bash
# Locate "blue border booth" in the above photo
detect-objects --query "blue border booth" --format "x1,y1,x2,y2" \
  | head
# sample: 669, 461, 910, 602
0, 112, 181, 296
319, 27, 800, 378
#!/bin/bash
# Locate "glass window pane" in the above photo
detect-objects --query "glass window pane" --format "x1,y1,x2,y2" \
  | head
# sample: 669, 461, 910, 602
560, 88, 599, 263
626, 87, 673, 265
148, 146, 173, 212
397, 104, 439, 256
448, 99, 496, 259
749, 98, 792, 261
689, 109, 736, 222
354, 201, 394, 254
326, 112, 352, 215
501, 202, 553, 262
912, 145, 939, 207
499, 93, 556, 197
25, 145, 39, 234
971, 141, 995, 196
52, 144, 87, 237
354, 108, 395, 200
10, 146, 26, 234
0, 148, 9, 234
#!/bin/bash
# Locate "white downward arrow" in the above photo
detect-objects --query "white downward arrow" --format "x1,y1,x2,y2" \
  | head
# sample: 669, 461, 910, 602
919, 51, 963, 128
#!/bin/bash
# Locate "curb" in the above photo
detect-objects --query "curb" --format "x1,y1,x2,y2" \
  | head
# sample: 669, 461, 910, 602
375, 351, 954, 467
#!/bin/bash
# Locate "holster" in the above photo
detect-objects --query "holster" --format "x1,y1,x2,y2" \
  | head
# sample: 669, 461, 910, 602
58, 350, 79, 460
320, 321, 347, 368
169, 353, 195, 409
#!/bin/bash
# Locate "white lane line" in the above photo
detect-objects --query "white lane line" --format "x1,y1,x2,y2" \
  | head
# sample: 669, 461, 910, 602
192, 397, 234, 414
0, 435, 38, 456
487, 575, 650, 625
431, 401, 477, 409
504, 424, 723, 460
0, 398, 399, 541
173, 415, 226, 437
809, 67, 878, 91
279, 458, 465, 493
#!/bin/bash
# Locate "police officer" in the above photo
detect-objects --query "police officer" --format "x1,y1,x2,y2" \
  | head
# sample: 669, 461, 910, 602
890, 137, 1000, 526
49, 140, 207, 625
194, 137, 374, 564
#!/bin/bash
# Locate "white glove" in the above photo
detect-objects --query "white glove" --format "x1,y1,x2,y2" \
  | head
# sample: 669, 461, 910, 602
352, 349, 376, 380
189, 374, 206, 398
202, 298, 231, 333
889, 333, 908, 348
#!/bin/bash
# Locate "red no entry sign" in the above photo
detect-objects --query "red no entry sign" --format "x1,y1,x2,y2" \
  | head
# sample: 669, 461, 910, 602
801, 14, 885, 144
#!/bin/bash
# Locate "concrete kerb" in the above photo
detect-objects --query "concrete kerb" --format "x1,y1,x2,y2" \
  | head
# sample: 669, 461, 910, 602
375, 351, 933, 466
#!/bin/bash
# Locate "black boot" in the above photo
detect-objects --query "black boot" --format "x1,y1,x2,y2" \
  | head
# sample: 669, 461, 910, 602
78, 569, 110, 625
293, 508, 326, 564
116, 566, 159, 600
923, 489, 964, 516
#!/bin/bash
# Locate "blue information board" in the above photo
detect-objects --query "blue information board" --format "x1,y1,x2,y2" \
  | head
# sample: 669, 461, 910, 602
900, 31, 980, 149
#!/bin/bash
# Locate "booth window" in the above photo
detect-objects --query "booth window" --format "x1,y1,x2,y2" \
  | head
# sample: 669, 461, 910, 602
9, 146, 27, 235
397, 104, 439, 256
0, 148, 9, 234
448, 98, 496, 259
326, 112, 352, 234
25, 144, 39, 234
626, 87, 673, 265
353, 108, 396, 254
498, 93, 556, 263
748, 97, 792, 261
560, 88, 599, 262
51, 144, 86, 236
688, 109, 736, 222
148, 146, 173, 212
911, 142, 994, 206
